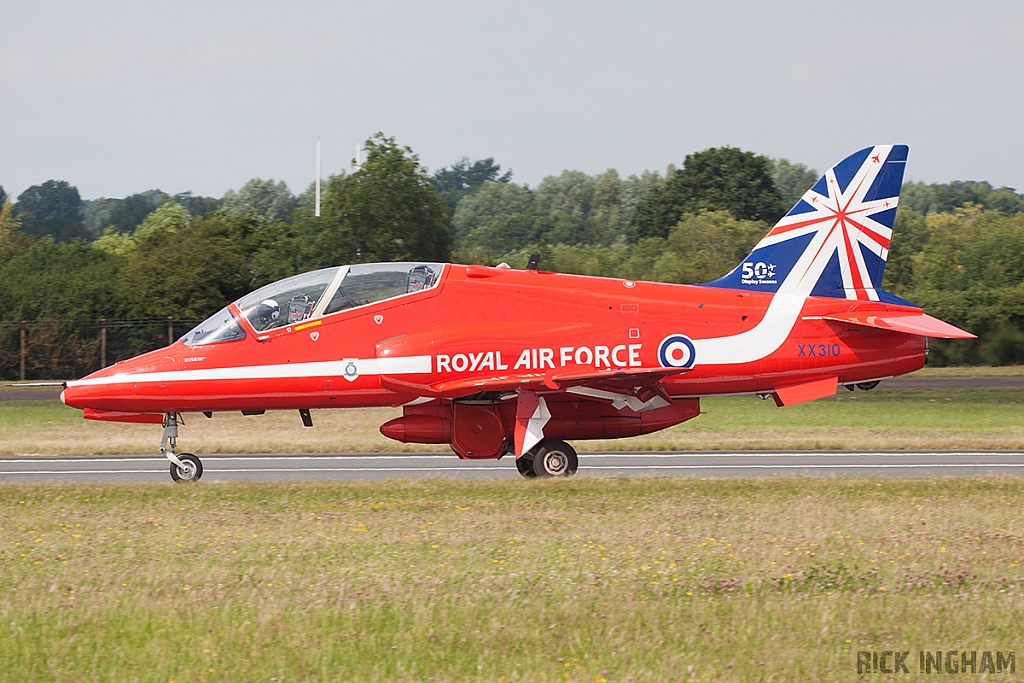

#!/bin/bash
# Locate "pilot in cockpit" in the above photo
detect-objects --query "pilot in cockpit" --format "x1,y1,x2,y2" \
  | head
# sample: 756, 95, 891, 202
406, 265, 435, 293
245, 299, 280, 332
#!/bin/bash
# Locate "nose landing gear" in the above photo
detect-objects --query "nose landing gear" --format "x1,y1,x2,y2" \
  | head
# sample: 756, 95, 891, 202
161, 413, 204, 483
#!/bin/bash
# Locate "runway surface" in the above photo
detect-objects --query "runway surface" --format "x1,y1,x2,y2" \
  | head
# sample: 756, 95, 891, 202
3, 378, 1022, 483
2, 451, 1023, 483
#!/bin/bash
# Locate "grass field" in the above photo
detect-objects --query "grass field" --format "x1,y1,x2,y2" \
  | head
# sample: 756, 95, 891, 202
3, 388, 1024, 455
908, 365, 1024, 377
1, 478, 1021, 682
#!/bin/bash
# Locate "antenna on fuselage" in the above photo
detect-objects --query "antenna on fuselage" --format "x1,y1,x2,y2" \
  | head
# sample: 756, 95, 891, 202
315, 139, 321, 217
526, 253, 540, 271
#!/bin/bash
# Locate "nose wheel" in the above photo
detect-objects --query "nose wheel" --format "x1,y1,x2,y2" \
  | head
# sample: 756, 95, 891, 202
160, 413, 204, 483
169, 453, 204, 482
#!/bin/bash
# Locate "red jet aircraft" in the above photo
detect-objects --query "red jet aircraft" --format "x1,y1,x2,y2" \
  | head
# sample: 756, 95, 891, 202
61, 145, 973, 481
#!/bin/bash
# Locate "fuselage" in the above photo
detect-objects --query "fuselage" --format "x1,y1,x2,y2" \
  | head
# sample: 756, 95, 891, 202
61, 263, 925, 414
55, 144, 976, 480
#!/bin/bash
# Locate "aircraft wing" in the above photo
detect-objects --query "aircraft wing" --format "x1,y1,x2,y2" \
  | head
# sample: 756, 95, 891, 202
376, 321, 689, 402
381, 365, 694, 458
380, 365, 688, 402
823, 312, 975, 339
541, 365, 688, 390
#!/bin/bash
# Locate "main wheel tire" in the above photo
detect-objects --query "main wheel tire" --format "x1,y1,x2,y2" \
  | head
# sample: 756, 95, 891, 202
531, 440, 578, 478
516, 455, 537, 478
170, 453, 203, 483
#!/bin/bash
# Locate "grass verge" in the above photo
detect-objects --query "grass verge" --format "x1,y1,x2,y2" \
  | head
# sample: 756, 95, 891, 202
910, 365, 1024, 377
1, 478, 1022, 682
3, 388, 1024, 455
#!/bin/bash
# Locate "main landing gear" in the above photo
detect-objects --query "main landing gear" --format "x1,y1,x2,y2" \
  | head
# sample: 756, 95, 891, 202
516, 440, 579, 479
161, 413, 204, 483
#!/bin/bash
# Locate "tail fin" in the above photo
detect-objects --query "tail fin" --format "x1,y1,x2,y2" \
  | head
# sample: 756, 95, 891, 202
704, 145, 908, 301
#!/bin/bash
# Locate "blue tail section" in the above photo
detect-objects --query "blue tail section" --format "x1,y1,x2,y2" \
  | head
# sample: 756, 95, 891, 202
703, 145, 908, 302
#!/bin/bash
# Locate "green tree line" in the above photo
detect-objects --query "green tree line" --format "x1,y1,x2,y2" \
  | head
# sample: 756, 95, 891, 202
2, 134, 1023, 378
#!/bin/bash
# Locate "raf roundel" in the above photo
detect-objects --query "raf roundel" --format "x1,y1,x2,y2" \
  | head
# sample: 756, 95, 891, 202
658, 334, 696, 369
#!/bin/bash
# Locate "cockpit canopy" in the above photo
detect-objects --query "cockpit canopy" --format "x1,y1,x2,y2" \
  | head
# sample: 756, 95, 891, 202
180, 262, 444, 346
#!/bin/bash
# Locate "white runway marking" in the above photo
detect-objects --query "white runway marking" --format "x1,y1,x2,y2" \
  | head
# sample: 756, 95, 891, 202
0, 450, 1017, 464
2, 451, 1022, 481
5, 463, 1024, 476
6, 470, 168, 475
582, 463, 1024, 470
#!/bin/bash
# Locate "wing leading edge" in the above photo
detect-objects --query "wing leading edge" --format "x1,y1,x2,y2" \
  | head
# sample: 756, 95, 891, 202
379, 365, 689, 400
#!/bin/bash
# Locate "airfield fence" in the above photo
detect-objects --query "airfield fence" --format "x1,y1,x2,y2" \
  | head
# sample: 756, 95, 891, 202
0, 317, 204, 381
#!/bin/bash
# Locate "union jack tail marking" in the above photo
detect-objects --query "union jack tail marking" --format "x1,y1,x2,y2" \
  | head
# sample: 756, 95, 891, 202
704, 145, 908, 301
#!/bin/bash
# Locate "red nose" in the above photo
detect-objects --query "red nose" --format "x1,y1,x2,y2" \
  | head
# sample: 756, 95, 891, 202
60, 346, 179, 412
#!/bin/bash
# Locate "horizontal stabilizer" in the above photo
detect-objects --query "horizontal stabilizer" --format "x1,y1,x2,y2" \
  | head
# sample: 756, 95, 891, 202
824, 312, 975, 339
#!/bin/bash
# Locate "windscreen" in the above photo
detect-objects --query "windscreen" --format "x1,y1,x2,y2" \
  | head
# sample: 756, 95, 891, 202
180, 307, 246, 346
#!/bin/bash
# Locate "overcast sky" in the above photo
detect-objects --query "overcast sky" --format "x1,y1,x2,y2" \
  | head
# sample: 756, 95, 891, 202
2, 1, 1023, 200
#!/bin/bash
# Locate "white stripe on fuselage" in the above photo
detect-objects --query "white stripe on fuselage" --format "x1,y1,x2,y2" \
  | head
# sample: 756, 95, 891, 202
67, 355, 432, 387
691, 215, 839, 365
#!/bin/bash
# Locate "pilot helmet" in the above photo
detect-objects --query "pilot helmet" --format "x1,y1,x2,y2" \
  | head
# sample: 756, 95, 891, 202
255, 299, 280, 328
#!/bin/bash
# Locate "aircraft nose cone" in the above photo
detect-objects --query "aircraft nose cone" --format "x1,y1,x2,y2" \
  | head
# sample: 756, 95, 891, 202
61, 370, 125, 410
60, 383, 88, 409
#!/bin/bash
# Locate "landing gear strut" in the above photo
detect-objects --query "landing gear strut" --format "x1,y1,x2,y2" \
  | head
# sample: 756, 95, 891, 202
516, 440, 578, 478
161, 413, 203, 483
